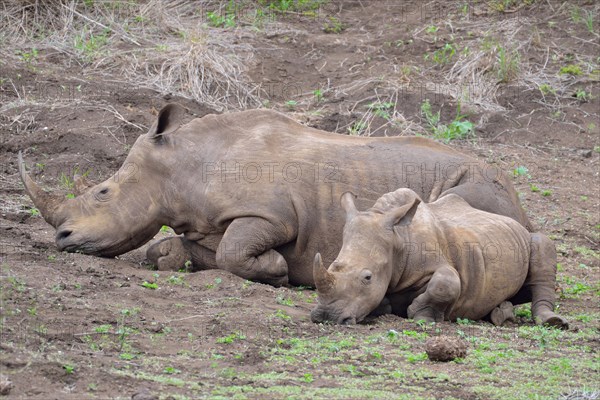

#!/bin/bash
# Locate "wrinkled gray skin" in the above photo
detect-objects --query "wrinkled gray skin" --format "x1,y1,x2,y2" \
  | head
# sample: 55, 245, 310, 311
20, 104, 531, 287
311, 189, 568, 329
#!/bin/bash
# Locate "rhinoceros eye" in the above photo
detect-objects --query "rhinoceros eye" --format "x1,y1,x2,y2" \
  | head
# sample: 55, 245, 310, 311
360, 270, 372, 284
94, 187, 111, 202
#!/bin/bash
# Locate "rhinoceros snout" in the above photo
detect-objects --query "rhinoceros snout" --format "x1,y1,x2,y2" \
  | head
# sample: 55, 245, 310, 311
311, 307, 357, 325
56, 229, 78, 252
310, 308, 326, 323
56, 229, 72, 242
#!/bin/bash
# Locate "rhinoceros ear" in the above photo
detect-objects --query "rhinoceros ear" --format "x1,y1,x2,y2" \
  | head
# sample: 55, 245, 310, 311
148, 103, 186, 143
340, 192, 358, 222
73, 173, 94, 196
384, 197, 421, 229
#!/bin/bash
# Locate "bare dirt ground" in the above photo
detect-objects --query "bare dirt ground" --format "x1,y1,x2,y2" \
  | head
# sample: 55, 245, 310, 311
0, 1, 598, 399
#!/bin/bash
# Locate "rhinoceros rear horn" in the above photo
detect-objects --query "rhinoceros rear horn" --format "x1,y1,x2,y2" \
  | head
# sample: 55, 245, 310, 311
313, 253, 335, 293
148, 103, 186, 143
340, 192, 358, 222
18, 151, 63, 227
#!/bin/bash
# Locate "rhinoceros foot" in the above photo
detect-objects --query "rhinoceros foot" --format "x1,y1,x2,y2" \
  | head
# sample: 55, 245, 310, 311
253, 250, 289, 287
369, 297, 392, 317
490, 301, 516, 326
535, 311, 569, 330
147, 237, 191, 271
407, 300, 444, 323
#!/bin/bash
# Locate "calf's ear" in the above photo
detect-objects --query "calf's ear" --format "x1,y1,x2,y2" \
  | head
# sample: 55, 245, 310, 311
148, 103, 186, 143
340, 191, 358, 222
384, 197, 421, 229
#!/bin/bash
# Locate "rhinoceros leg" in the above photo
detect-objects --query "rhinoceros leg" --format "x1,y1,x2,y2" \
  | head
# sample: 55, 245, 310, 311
147, 237, 219, 271
407, 266, 461, 323
510, 233, 568, 329
216, 217, 292, 287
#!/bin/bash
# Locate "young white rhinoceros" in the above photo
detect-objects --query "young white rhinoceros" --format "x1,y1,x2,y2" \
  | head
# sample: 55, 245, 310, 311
311, 188, 568, 329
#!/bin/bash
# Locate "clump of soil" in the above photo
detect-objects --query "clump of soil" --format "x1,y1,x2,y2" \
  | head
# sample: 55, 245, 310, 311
425, 335, 468, 362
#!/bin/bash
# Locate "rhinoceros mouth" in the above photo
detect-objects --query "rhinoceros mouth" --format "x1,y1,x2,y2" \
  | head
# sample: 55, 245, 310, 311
56, 232, 112, 256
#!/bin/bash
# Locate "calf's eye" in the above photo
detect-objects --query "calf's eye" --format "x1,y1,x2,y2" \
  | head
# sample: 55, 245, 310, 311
360, 270, 373, 284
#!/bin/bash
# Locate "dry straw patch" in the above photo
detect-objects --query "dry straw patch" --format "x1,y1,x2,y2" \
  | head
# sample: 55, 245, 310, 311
0, 0, 265, 111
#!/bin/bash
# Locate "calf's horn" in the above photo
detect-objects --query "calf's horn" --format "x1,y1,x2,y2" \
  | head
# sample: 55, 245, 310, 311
18, 151, 63, 227
313, 253, 335, 293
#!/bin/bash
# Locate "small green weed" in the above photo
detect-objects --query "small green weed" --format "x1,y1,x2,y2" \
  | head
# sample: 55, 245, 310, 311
74, 28, 111, 60
59, 173, 75, 190
17, 48, 38, 65
29, 207, 40, 216
367, 101, 394, 120
426, 43, 456, 65
141, 281, 158, 290
274, 309, 292, 321
119, 352, 135, 360
496, 46, 520, 83
406, 352, 428, 363
426, 25, 439, 34
421, 100, 474, 142
575, 89, 592, 102
538, 83, 556, 96
95, 324, 112, 334
574, 246, 600, 260
285, 100, 297, 110
323, 16, 344, 33
63, 364, 75, 374
205, 277, 222, 289
402, 329, 429, 341
313, 88, 323, 103
276, 295, 295, 307
207, 11, 236, 28
167, 275, 185, 286
164, 366, 181, 374
559, 64, 583, 76
584, 10, 595, 33
512, 166, 530, 178
217, 331, 246, 344
515, 304, 531, 318
570, 6, 582, 23
260, 0, 324, 14
347, 121, 367, 136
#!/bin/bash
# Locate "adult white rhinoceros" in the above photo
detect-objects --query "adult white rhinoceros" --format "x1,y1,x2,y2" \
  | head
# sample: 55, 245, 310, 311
20, 104, 531, 286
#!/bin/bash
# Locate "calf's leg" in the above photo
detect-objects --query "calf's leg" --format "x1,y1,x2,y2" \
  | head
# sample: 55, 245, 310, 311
528, 233, 568, 329
510, 233, 568, 329
407, 266, 461, 323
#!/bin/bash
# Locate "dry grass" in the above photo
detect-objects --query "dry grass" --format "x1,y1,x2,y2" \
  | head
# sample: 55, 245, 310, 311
0, 0, 265, 111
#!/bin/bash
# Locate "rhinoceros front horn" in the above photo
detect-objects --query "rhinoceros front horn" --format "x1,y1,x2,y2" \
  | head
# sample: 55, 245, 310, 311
313, 253, 335, 293
18, 151, 63, 227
